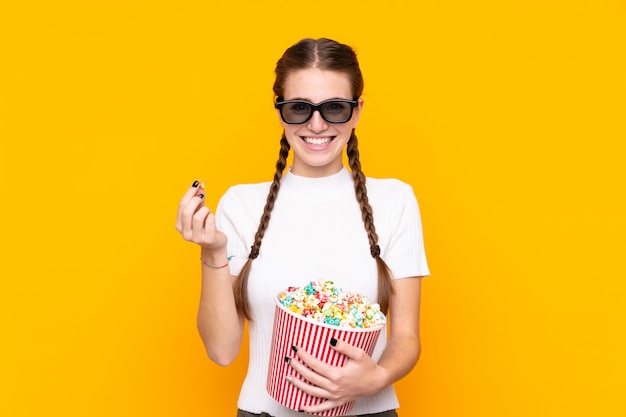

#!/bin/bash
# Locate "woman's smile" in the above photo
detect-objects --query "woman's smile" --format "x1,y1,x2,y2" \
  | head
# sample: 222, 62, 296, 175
302, 136, 335, 147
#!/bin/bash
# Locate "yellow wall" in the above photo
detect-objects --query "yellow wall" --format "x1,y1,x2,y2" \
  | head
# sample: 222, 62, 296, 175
1, 1, 625, 416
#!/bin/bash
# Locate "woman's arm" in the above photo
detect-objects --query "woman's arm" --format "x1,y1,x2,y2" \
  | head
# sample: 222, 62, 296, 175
196, 249, 245, 366
374, 276, 422, 383
176, 182, 245, 366
286, 276, 423, 413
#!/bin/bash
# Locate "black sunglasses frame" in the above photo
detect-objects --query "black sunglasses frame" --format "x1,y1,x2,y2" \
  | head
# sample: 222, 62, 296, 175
274, 98, 359, 124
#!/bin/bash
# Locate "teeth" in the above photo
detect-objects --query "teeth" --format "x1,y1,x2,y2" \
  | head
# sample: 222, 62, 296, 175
303, 137, 332, 145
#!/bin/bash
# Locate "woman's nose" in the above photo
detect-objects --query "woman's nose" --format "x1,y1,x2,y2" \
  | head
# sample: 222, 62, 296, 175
307, 110, 328, 132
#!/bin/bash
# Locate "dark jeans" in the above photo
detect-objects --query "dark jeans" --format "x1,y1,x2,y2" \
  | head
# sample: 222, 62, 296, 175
237, 409, 398, 417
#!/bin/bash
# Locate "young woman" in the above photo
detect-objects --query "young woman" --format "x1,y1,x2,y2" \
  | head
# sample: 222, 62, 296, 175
176, 38, 429, 417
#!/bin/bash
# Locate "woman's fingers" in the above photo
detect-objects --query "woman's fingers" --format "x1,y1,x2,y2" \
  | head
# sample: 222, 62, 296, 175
192, 206, 212, 243
285, 374, 331, 400
179, 193, 206, 241
176, 180, 228, 250
176, 180, 204, 233
287, 348, 335, 389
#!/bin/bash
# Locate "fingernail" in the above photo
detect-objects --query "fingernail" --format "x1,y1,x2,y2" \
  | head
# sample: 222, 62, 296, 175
285, 375, 292, 382
299, 410, 305, 413
198, 194, 205, 199
192, 180, 199, 187
291, 345, 298, 353
330, 338, 337, 347
284, 356, 291, 364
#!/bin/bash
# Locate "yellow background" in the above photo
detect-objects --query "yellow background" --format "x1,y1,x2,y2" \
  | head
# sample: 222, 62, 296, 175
1, 1, 625, 416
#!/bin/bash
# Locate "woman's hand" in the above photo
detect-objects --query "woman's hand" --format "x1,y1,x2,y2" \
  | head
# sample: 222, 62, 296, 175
176, 181, 227, 252
286, 339, 390, 413
177, 181, 242, 366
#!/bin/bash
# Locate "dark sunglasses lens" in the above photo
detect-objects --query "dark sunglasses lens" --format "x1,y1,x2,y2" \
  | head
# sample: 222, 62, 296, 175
281, 102, 312, 123
321, 101, 353, 123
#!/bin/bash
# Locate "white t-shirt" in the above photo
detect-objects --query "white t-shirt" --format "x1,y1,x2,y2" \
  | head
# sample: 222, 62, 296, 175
216, 167, 430, 416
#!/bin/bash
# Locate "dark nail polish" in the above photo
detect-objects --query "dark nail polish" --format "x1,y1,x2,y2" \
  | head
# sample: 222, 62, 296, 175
299, 410, 305, 413
330, 338, 337, 347
192, 180, 199, 188
284, 356, 291, 364
198, 193, 205, 199
291, 345, 298, 353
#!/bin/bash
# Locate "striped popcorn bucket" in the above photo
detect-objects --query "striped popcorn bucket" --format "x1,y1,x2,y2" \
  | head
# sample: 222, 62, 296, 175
267, 295, 385, 416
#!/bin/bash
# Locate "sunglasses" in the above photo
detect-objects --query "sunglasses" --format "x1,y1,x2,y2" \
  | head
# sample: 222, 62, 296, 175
275, 98, 359, 124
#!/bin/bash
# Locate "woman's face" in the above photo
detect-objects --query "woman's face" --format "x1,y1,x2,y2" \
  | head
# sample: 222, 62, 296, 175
278, 68, 363, 178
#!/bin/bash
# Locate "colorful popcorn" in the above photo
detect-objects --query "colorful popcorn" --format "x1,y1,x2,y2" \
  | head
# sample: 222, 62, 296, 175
277, 280, 386, 329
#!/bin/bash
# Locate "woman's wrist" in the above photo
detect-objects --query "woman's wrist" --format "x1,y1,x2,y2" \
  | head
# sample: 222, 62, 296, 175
201, 256, 233, 269
200, 248, 231, 267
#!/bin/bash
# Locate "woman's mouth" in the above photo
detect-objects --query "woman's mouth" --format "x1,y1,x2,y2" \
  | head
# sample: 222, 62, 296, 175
302, 136, 335, 146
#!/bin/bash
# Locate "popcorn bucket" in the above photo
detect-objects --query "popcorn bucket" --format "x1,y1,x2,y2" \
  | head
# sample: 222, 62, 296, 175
267, 295, 386, 416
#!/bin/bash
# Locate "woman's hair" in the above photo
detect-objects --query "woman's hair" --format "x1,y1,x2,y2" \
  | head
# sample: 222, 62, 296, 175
272, 37, 364, 100
234, 38, 394, 320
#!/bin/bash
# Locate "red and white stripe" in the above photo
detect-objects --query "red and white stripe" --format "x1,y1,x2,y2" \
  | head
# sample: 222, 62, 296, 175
267, 303, 384, 416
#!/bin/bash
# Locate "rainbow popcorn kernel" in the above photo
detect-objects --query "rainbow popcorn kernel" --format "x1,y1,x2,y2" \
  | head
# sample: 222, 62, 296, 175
277, 280, 386, 329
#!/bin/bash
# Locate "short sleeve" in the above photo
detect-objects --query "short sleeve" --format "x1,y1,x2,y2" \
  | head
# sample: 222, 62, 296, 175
380, 183, 430, 279
215, 187, 255, 276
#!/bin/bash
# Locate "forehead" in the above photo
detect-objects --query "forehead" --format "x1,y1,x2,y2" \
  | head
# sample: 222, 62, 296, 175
283, 68, 353, 101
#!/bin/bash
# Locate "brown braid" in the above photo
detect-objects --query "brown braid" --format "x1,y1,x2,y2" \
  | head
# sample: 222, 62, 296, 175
234, 135, 290, 319
347, 130, 395, 314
